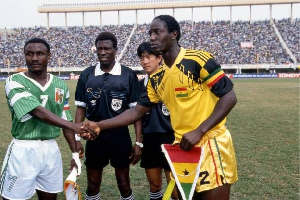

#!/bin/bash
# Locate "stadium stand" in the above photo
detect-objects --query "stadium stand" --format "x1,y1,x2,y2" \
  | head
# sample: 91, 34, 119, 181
275, 19, 300, 63
0, 19, 299, 69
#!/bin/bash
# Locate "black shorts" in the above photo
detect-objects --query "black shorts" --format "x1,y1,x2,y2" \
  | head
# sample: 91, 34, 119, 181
140, 132, 174, 170
85, 129, 132, 169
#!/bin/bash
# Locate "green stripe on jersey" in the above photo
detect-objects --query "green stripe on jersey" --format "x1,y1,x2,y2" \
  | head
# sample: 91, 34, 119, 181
5, 73, 73, 140
203, 68, 222, 82
176, 94, 188, 98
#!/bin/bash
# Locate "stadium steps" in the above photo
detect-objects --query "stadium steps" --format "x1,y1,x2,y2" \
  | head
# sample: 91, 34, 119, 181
271, 19, 297, 64
117, 23, 138, 62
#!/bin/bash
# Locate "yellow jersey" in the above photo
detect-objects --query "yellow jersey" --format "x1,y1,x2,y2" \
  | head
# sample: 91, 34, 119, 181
138, 48, 233, 142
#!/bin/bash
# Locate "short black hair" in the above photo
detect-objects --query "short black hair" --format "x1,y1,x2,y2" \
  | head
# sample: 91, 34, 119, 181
95, 32, 118, 49
153, 15, 181, 42
137, 42, 161, 58
24, 38, 50, 53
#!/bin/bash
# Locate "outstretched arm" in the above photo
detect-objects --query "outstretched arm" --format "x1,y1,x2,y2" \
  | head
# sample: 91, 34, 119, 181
81, 104, 150, 136
99, 104, 150, 130
74, 106, 87, 157
180, 89, 237, 150
30, 106, 98, 138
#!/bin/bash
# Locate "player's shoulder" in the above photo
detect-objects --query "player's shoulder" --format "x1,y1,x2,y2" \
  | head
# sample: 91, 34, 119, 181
120, 64, 135, 74
6, 72, 27, 85
120, 64, 139, 80
51, 74, 68, 88
150, 66, 164, 79
51, 74, 64, 82
80, 65, 96, 76
185, 49, 213, 60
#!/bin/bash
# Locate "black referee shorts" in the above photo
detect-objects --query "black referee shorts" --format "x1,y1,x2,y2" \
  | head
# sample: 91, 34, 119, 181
140, 132, 174, 170
85, 129, 132, 169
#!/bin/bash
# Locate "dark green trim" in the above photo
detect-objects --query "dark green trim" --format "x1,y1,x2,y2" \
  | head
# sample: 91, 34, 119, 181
176, 94, 188, 98
203, 68, 222, 82
213, 137, 227, 184
0, 142, 14, 193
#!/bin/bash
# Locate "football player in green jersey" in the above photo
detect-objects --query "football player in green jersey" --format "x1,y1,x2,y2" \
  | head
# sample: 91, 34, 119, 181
0, 38, 97, 200
82, 15, 238, 200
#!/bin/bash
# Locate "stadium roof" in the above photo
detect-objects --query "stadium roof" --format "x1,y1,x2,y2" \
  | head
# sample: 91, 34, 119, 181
38, 0, 299, 13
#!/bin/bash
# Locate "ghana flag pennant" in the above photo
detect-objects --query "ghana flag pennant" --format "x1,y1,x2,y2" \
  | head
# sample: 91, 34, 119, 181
161, 144, 204, 200
64, 167, 82, 200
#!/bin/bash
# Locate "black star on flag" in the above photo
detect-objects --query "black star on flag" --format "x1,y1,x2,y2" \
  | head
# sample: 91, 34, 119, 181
182, 168, 189, 175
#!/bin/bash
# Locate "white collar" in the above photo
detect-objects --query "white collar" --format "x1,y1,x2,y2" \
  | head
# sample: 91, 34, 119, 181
144, 74, 149, 87
20, 72, 53, 92
95, 61, 121, 76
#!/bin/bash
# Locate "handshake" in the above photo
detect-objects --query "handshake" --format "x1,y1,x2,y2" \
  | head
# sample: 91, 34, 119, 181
73, 121, 101, 140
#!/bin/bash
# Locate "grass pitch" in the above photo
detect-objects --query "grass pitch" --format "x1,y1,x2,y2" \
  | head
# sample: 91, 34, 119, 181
0, 78, 298, 199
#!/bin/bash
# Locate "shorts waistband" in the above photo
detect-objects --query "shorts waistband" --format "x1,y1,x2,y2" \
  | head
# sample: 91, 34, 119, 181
12, 138, 56, 147
174, 125, 227, 146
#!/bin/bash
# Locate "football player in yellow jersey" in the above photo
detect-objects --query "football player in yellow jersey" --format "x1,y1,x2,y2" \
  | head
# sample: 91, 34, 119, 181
81, 15, 238, 200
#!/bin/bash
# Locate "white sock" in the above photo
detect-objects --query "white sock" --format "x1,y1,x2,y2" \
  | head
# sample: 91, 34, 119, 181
85, 192, 100, 200
150, 190, 163, 200
119, 190, 134, 200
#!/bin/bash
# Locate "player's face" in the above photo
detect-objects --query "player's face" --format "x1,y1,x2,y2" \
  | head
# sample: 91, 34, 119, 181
24, 43, 50, 73
139, 52, 162, 75
149, 18, 174, 53
96, 40, 117, 67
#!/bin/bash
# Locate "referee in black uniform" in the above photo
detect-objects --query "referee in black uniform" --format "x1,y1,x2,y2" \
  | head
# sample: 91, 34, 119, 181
75, 32, 141, 200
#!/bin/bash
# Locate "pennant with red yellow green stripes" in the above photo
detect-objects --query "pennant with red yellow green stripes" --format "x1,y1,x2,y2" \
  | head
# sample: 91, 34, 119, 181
64, 168, 82, 200
161, 144, 204, 200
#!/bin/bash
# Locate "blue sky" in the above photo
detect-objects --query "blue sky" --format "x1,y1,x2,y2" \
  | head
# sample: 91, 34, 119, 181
0, 0, 299, 29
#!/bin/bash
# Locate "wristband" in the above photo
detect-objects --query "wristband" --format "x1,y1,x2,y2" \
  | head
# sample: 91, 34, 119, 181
75, 134, 81, 141
135, 141, 143, 148
72, 152, 82, 175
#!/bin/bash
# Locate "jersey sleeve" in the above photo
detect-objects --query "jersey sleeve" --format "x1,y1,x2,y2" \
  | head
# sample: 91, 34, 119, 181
127, 71, 140, 108
200, 54, 233, 97
62, 87, 73, 122
5, 77, 40, 120
138, 79, 145, 95
75, 71, 87, 107
137, 77, 159, 107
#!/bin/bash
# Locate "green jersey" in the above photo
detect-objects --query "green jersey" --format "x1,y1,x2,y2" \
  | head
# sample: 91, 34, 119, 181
5, 72, 73, 140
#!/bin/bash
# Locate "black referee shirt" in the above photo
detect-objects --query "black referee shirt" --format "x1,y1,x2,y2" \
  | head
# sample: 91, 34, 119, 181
139, 77, 173, 135
75, 62, 139, 124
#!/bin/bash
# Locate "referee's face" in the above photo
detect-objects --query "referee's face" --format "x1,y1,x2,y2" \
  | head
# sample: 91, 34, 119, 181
149, 18, 174, 53
96, 40, 117, 68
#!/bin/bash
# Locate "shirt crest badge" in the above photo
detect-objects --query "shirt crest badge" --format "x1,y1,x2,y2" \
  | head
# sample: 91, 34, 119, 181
55, 88, 64, 104
162, 104, 170, 116
111, 99, 122, 111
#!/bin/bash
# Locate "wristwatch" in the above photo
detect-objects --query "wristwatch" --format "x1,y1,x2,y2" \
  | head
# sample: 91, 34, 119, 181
135, 141, 143, 148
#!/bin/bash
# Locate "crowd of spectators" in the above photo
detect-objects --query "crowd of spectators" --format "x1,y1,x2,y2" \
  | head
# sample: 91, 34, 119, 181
0, 25, 133, 68
0, 19, 298, 68
275, 19, 300, 63
121, 19, 299, 66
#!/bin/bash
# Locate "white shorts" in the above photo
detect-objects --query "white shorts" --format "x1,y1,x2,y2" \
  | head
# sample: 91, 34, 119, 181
0, 139, 63, 200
